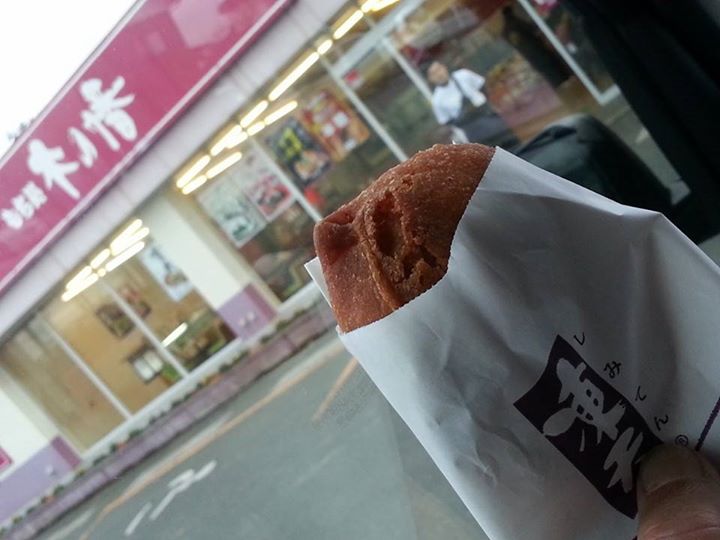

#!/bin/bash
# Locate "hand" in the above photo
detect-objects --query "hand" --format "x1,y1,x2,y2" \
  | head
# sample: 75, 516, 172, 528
637, 444, 720, 539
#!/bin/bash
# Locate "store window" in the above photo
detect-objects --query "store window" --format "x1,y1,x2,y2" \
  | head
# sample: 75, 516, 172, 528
379, 0, 681, 201
173, 145, 319, 302
0, 317, 124, 451
102, 239, 234, 371
165, 0, 684, 311
254, 52, 397, 216
42, 282, 174, 413
36, 216, 235, 413
236, 202, 316, 302
342, 44, 446, 154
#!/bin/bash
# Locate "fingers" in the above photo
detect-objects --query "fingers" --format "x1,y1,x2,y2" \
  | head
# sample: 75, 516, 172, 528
637, 445, 720, 539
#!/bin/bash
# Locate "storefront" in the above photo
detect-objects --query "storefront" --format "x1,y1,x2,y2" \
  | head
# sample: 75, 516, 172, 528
0, 0, 677, 522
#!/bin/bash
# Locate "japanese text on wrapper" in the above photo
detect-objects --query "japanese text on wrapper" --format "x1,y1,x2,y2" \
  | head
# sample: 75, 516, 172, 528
515, 336, 661, 518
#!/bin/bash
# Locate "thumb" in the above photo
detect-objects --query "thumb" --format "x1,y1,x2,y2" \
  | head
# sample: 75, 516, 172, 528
637, 444, 720, 539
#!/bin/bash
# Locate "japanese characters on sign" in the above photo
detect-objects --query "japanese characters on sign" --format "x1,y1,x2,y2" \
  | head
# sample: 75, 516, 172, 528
514, 335, 661, 518
0, 0, 294, 293
2, 77, 136, 233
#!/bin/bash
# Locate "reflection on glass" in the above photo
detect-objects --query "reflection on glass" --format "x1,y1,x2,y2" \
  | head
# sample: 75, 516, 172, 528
188, 148, 316, 301
238, 203, 316, 301
0, 317, 124, 450
104, 241, 234, 371
346, 46, 447, 153
257, 60, 397, 215
43, 282, 175, 413
519, 1, 615, 93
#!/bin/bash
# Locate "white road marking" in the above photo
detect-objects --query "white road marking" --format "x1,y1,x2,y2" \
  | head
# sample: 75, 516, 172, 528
149, 460, 217, 521
124, 412, 231, 494
124, 503, 152, 537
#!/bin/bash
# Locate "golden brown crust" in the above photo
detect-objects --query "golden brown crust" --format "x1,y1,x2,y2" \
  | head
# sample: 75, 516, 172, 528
314, 144, 495, 332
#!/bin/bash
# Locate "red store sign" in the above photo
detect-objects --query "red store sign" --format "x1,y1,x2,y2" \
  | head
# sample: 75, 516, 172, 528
0, 0, 294, 293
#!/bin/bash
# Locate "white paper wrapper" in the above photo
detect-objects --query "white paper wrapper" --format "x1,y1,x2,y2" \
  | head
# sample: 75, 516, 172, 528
306, 148, 720, 540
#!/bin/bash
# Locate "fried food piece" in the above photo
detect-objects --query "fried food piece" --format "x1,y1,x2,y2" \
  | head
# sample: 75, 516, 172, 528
314, 144, 495, 332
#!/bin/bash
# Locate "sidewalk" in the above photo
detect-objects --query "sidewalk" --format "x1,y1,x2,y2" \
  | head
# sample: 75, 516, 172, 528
2, 302, 337, 540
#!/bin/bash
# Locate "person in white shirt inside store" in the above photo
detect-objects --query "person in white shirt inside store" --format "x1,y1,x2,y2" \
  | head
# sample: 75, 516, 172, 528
426, 60, 519, 148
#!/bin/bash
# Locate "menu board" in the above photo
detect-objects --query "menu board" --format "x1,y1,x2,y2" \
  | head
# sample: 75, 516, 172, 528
298, 89, 370, 162
265, 117, 331, 187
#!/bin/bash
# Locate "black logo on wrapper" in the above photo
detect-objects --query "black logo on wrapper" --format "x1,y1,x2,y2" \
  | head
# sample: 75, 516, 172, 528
514, 336, 661, 518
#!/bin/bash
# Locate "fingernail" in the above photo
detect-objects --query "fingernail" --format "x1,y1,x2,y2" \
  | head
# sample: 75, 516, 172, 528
639, 445, 707, 495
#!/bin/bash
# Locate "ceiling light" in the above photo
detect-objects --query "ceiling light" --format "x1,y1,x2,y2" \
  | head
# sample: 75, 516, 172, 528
317, 39, 333, 55
268, 52, 319, 101
264, 101, 298, 125
360, 0, 377, 12
240, 101, 269, 128
368, 0, 399, 11
62, 273, 99, 302
89, 248, 110, 269
105, 241, 146, 272
115, 219, 142, 240
66, 265, 93, 290
162, 323, 188, 347
247, 122, 265, 136
181, 175, 208, 195
206, 152, 243, 179
333, 10, 363, 40
175, 155, 210, 188
110, 225, 149, 256
210, 125, 246, 156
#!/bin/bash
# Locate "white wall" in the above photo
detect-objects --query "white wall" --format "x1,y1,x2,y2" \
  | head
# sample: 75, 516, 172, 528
139, 192, 271, 308
0, 369, 54, 480
0, 0, 349, 339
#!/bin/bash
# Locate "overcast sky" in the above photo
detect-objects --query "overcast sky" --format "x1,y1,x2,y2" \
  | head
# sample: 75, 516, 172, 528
0, 0, 137, 157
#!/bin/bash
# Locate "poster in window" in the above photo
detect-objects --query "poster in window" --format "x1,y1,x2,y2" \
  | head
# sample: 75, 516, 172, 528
196, 171, 265, 248
239, 150, 294, 221
138, 243, 194, 302
265, 117, 330, 187
96, 303, 135, 338
298, 89, 370, 162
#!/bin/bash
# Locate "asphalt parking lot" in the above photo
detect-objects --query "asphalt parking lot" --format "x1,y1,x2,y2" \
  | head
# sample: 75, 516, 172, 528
35, 332, 486, 540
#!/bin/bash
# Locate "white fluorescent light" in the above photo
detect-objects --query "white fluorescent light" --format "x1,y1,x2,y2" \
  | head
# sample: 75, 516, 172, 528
264, 101, 298, 125
210, 126, 247, 156
62, 273, 99, 302
161, 322, 188, 347
89, 248, 110, 269
110, 226, 149, 256
206, 152, 242, 179
369, 0, 399, 11
240, 101, 269, 128
105, 241, 146, 272
181, 175, 208, 195
360, 0, 377, 12
114, 219, 142, 241
247, 122, 265, 136
268, 52, 320, 101
66, 265, 94, 290
175, 155, 210, 188
317, 38, 333, 55
333, 10, 363, 40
